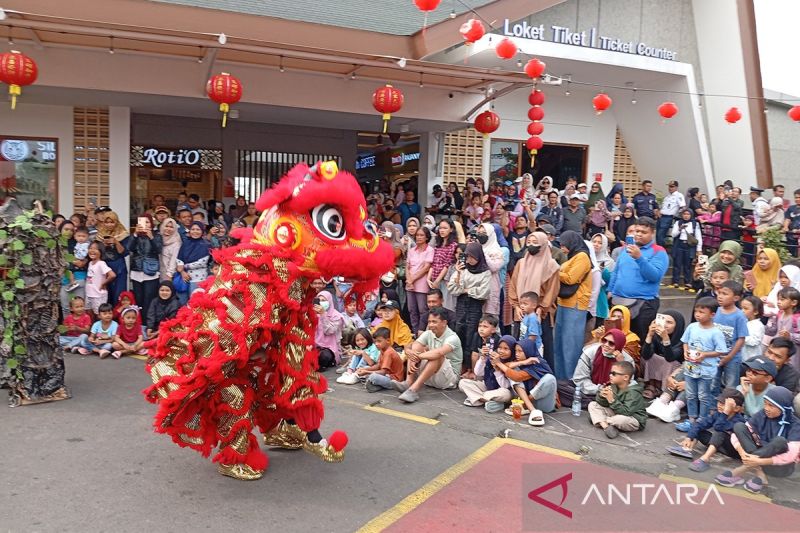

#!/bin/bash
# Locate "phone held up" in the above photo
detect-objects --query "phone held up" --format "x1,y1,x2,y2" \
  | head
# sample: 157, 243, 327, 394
625, 235, 635, 246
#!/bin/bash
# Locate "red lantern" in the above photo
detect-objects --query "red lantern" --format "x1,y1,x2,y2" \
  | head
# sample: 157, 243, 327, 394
372, 84, 404, 133
528, 89, 545, 106
528, 106, 544, 121
206, 72, 242, 128
497, 168, 507, 178
593, 93, 612, 114
658, 101, 679, 120
526, 136, 543, 151
413, 0, 440, 10
527, 122, 544, 135
0, 51, 38, 110
725, 107, 742, 124
524, 58, 546, 79
460, 19, 485, 44
474, 110, 500, 138
788, 106, 800, 122
495, 37, 518, 60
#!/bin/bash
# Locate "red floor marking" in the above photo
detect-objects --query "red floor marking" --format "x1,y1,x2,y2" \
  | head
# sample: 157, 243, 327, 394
384, 443, 800, 533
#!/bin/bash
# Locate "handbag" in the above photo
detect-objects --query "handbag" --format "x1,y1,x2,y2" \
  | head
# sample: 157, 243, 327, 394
172, 272, 189, 293
143, 257, 160, 276
558, 262, 590, 299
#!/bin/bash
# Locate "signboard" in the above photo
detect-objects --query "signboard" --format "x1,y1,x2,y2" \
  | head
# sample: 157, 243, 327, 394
0, 136, 58, 210
501, 20, 677, 61
139, 147, 202, 168
390, 151, 420, 168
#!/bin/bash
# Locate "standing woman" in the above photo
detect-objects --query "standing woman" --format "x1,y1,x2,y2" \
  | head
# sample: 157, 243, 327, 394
427, 219, 458, 293
613, 204, 637, 246
554, 230, 593, 380
229, 195, 248, 220
477, 222, 508, 317
586, 200, 613, 238
405, 226, 434, 335
449, 182, 464, 213
587, 182, 605, 207
95, 208, 131, 306
447, 242, 491, 375
176, 221, 211, 303
158, 218, 182, 282
128, 214, 163, 315
508, 231, 561, 370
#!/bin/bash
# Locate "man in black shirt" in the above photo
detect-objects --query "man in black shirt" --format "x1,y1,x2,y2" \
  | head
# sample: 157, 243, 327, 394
764, 338, 799, 393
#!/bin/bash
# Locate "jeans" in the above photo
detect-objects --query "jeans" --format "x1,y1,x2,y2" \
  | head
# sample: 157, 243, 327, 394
684, 375, 713, 419
528, 374, 557, 413
406, 290, 429, 335
80, 338, 112, 351
366, 373, 394, 390
541, 312, 555, 373
712, 358, 741, 396
132, 278, 159, 318
733, 422, 795, 477
671, 241, 695, 286
656, 215, 673, 247
59, 334, 87, 349
554, 305, 587, 380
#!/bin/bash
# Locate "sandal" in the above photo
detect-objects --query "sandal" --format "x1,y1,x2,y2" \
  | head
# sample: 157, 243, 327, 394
689, 458, 710, 472
528, 409, 545, 426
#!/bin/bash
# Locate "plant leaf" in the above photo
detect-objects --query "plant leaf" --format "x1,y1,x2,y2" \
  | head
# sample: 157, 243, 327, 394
20, 254, 32, 266
0, 229, 6, 240
0, 255, 6, 266
6, 358, 17, 369
2, 290, 13, 302
11, 240, 24, 251
14, 279, 24, 289
13, 344, 26, 355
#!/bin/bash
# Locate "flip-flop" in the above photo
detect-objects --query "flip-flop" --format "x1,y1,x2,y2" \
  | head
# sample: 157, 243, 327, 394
528, 409, 545, 426
666, 445, 694, 459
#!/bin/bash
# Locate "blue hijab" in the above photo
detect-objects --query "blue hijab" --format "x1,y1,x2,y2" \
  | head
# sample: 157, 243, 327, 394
485, 335, 516, 390
749, 386, 800, 443
605, 183, 628, 209
517, 338, 554, 384
492, 223, 509, 248
178, 222, 211, 264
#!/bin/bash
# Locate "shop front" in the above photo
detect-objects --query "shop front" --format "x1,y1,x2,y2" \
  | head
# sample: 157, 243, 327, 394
356, 139, 421, 196
489, 138, 586, 190
0, 136, 59, 211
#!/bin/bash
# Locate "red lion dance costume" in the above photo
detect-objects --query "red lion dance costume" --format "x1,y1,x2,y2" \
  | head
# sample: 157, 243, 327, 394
143, 161, 393, 480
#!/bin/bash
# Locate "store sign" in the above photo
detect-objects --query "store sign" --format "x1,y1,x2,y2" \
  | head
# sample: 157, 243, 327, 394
390, 152, 420, 168
356, 154, 377, 170
0, 139, 56, 162
502, 20, 677, 61
141, 147, 201, 168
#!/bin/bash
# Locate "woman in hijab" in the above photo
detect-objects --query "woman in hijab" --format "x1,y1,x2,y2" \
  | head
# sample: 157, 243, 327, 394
373, 299, 413, 348
458, 334, 515, 413
146, 280, 179, 340
402, 217, 420, 254
449, 182, 464, 212
717, 386, 800, 492
591, 232, 616, 272
587, 182, 605, 207
176, 221, 211, 303
605, 305, 641, 361
700, 240, 744, 290
605, 183, 628, 209
476, 222, 508, 317
613, 204, 637, 247
586, 200, 613, 238
747, 248, 781, 298
508, 232, 561, 370
560, 328, 634, 409
448, 242, 492, 375
536, 176, 555, 195
158, 218, 182, 282
95, 208, 131, 305
554, 230, 593, 380
763, 264, 800, 317
641, 310, 685, 400
380, 220, 405, 263
314, 290, 344, 369
422, 214, 436, 232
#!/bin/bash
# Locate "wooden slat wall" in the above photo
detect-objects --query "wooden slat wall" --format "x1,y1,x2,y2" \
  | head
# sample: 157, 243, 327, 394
442, 128, 483, 186
613, 128, 642, 199
73, 107, 110, 212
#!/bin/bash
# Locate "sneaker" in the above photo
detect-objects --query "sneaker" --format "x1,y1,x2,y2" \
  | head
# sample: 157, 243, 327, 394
689, 458, 710, 472
604, 425, 619, 439
65, 282, 80, 292
674, 420, 692, 432
666, 445, 694, 459
646, 400, 665, 418
77, 347, 90, 356
69, 346, 81, 354
715, 470, 745, 487
685, 285, 696, 293
336, 372, 359, 385
660, 402, 682, 423
335, 365, 349, 375
744, 476, 764, 494
398, 389, 419, 403
111, 350, 122, 359
390, 380, 408, 393
98, 349, 111, 359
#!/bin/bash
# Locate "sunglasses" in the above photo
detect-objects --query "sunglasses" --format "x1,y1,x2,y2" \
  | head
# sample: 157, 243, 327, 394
609, 370, 628, 377
745, 368, 769, 377
602, 338, 617, 347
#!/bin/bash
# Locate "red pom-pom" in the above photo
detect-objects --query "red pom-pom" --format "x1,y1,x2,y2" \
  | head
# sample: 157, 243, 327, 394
328, 430, 349, 452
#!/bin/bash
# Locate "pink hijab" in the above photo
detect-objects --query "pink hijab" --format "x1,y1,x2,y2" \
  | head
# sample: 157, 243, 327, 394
314, 290, 344, 360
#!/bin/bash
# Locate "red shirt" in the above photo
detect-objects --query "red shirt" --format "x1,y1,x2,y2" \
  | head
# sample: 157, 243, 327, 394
63, 312, 92, 337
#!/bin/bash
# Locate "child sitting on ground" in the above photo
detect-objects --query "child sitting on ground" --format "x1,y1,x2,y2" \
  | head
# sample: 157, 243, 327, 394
668, 388, 746, 472
715, 386, 800, 494
741, 295, 765, 362
112, 306, 145, 358
336, 328, 379, 385
738, 356, 777, 417
59, 296, 92, 352
114, 291, 141, 329
646, 366, 686, 423
588, 360, 648, 439
340, 297, 365, 348
78, 302, 118, 358
518, 291, 542, 355
146, 280, 179, 339
470, 314, 501, 375
500, 338, 557, 426
458, 335, 515, 413
65, 226, 90, 292
364, 327, 406, 392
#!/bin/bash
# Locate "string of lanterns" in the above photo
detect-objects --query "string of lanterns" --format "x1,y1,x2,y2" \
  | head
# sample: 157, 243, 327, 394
0, 50, 37, 110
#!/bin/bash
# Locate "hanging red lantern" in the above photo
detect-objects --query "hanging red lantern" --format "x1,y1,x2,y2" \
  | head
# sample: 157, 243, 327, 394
372, 84, 404, 133
527, 122, 544, 135
725, 107, 742, 124
413, 0, 441, 10
592, 93, 612, 114
526, 136, 543, 151
528, 89, 545, 106
0, 51, 38, 110
658, 101, 679, 120
495, 37, 518, 60
524, 58, 546, 79
206, 72, 242, 128
474, 110, 500, 138
460, 19, 485, 44
788, 106, 800, 122
528, 106, 544, 121
497, 168, 507, 178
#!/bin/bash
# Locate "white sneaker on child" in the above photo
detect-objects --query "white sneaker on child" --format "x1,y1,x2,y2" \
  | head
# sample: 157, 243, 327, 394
336, 372, 359, 385
659, 402, 682, 423
646, 400, 666, 419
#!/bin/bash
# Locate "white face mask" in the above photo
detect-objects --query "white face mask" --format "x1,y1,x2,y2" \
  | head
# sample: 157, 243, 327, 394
319, 300, 330, 312
381, 272, 396, 283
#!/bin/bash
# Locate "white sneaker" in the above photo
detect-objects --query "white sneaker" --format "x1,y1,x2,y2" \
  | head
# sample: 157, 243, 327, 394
659, 402, 682, 423
646, 400, 666, 419
336, 372, 359, 385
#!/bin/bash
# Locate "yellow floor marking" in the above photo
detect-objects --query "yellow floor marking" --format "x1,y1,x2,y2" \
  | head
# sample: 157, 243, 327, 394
128, 354, 147, 361
356, 437, 580, 533
363, 405, 440, 425
659, 473, 772, 503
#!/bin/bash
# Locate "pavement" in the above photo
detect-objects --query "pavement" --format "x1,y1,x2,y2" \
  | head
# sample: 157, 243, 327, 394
3, 287, 800, 532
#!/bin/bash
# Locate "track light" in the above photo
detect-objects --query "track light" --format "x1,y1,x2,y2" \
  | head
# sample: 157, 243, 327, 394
698, 94, 703, 108
218, 33, 227, 45
516, 58, 523, 68
108, 36, 115, 54
450, 9, 456, 18
279, 55, 285, 72
419, 73, 424, 88
397, 57, 407, 68
7, 26, 13, 46
197, 47, 204, 63
631, 89, 637, 105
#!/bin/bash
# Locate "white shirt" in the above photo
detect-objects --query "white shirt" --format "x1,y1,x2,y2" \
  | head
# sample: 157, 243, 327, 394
752, 197, 769, 225
660, 191, 686, 216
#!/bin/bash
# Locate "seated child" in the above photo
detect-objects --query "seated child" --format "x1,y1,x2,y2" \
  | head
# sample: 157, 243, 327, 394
59, 296, 92, 351
668, 388, 746, 472
364, 327, 406, 392
502, 338, 557, 426
146, 280, 179, 339
470, 314, 501, 375
114, 291, 141, 329
738, 356, 777, 417
340, 297, 365, 348
458, 335, 515, 413
764, 286, 800, 360
78, 303, 118, 358
646, 366, 686, 423
112, 306, 145, 359
588, 360, 647, 439
716, 386, 800, 494
65, 226, 90, 292
336, 328, 379, 385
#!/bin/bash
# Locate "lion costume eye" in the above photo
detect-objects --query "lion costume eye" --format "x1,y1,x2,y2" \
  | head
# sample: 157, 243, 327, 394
311, 204, 345, 241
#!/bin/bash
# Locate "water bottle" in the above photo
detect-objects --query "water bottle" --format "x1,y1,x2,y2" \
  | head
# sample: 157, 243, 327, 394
572, 386, 582, 416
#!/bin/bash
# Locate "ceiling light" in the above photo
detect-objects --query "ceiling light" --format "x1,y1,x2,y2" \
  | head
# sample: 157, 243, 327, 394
197, 46, 204, 63
516, 58, 522, 68
631, 89, 637, 105
0, 8, 6, 21
218, 33, 227, 45
108, 36, 115, 54
450, 9, 456, 18
397, 57, 407, 68
279, 55, 285, 72
419, 73, 424, 88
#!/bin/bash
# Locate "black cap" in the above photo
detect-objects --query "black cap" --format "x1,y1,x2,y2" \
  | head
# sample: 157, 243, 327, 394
750, 186, 765, 193
539, 223, 557, 235
743, 356, 777, 378
378, 300, 400, 311
432, 184, 442, 192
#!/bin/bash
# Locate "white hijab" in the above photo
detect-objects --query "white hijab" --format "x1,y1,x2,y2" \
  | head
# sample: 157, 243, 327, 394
765, 264, 800, 314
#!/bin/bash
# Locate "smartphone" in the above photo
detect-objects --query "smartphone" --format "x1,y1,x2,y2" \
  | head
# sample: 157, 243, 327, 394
625, 235, 635, 246
603, 318, 622, 332
137, 217, 147, 229
655, 313, 667, 328
697, 254, 708, 265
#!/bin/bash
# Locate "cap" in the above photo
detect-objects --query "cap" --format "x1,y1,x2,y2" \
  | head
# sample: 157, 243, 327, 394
667, 180, 679, 187
378, 300, 400, 311
432, 184, 443, 192
750, 186, 765, 193
569, 193, 581, 200
743, 356, 777, 378
154, 206, 170, 215
577, 182, 588, 189
177, 202, 191, 212
539, 223, 556, 235
504, 180, 514, 187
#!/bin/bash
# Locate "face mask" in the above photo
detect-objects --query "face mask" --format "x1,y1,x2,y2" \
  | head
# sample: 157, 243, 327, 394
476, 234, 488, 245
319, 300, 330, 312
381, 272, 396, 283
527, 245, 541, 255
